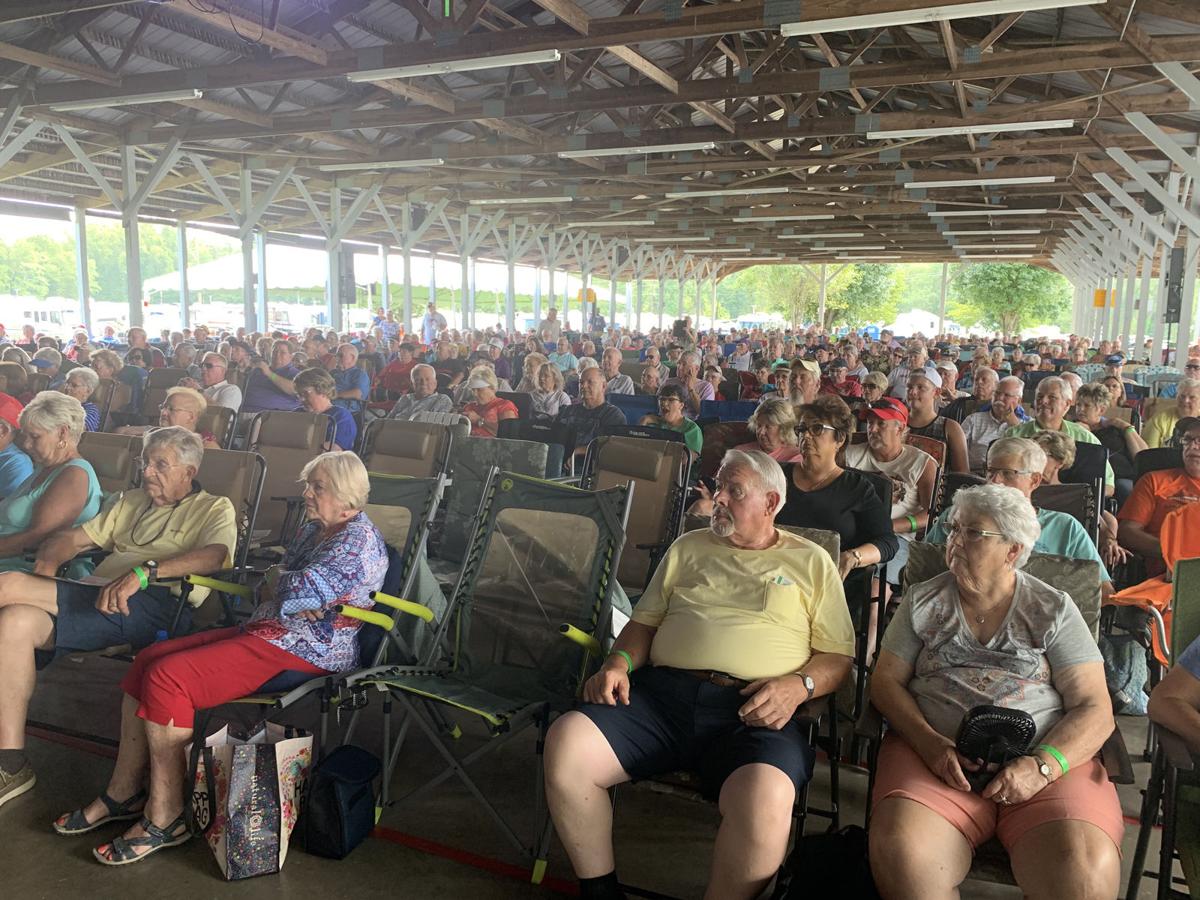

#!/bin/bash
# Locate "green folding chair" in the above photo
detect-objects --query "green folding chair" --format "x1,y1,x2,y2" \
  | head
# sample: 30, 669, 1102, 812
345, 469, 632, 882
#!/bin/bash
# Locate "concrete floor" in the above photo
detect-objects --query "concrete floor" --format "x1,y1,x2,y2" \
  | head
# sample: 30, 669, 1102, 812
0, 654, 1177, 899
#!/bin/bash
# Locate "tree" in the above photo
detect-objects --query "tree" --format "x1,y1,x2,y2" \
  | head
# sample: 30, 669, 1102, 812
824, 264, 898, 328
952, 263, 1071, 335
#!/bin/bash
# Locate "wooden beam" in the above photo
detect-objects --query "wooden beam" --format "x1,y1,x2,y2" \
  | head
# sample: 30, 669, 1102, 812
0, 40, 120, 85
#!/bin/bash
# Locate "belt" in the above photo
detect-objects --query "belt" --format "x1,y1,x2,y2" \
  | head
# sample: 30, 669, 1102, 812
677, 668, 751, 689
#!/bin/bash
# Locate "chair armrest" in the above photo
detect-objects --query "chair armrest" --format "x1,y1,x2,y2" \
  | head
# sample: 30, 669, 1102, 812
559, 623, 602, 657
183, 574, 254, 601
1099, 727, 1135, 784
336, 605, 394, 630
368, 590, 434, 622
634, 541, 669, 552
1158, 725, 1196, 772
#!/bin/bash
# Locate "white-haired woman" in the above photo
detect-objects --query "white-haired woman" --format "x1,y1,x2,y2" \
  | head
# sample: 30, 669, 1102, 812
869, 483, 1122, 899
54, 451, 387, 866
60, 367, 101, 432
530, 361, 571, 419
0, 393, 101, 575
0, 427, 237, 812
736, 394, 803, 463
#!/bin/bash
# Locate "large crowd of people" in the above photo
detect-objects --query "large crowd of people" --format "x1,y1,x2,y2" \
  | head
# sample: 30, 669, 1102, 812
0, 306, 1197, 897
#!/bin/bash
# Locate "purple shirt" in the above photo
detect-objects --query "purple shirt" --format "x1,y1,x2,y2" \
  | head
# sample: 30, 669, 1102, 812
241, 364, 302, 413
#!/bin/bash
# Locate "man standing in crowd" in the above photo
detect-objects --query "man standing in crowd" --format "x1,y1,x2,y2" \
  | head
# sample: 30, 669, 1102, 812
422, 302, 447, 346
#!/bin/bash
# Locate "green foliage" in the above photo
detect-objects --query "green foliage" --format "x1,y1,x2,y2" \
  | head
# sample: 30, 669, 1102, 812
822, 264, 897, 328
952, 263, 1071, 335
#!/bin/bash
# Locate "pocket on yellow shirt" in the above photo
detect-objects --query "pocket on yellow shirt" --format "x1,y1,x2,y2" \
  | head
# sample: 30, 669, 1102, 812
761, 581, 801, 621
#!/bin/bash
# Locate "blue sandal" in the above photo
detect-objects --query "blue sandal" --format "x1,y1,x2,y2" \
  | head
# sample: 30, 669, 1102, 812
92, 814, 190, 866
53, 790, 147, 836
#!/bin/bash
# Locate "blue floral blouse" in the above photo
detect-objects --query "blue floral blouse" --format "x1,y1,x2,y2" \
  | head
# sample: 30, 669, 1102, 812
244, 511, 388, 671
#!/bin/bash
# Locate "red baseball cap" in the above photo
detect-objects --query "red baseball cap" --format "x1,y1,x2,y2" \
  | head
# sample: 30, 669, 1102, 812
863, 396, 909, 425
0, 391, 23, 430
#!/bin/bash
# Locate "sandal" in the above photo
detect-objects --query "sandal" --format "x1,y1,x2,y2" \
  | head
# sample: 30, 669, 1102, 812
53, 789, 147, 836
92, 814, 190, 866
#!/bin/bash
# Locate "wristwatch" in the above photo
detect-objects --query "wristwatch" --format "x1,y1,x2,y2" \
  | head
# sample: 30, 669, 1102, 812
797, 672, 815, 703
144, 560, 159, 583
1033, 755, 1054, 782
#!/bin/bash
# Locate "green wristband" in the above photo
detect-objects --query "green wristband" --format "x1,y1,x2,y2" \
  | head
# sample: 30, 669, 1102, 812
906, 514, 918, 534
132, 566, 149, 590
609, 650, 634, 673
1036, 743, 1069, 776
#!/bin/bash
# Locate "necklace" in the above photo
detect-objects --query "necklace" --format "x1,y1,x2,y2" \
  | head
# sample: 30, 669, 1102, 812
798, 465, 839, 492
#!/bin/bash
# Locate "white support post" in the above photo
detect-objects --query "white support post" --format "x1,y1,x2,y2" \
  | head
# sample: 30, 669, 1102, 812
635, 274, 644, 332
428, 253, 438, 323
1135, 253, 1153, 361
505, 224, 517, 333
241, 235, 255, 332
176, 220, 189, 331
657, 273, 666, 330
74, 205, 91, 335
711, 277, 718, 330
121, 147, 143, 328
1176, 229, 1200, 368
1152, 243, 1169, 365
818, 263, 829, 328
327, 246, 342, 333
1120, 267, 1137, 354
402, 239, 413, 334
937, 262, 949, 334
609, 245, 619, 326
533, 267, 542, 330
255, 229, 268, 331
379, 245, 390, 315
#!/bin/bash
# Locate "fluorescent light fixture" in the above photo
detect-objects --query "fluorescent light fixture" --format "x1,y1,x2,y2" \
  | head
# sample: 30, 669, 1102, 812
469, 196, 573, 206
639, 236, 710, 242
49, 88, 203, 112
781, 232, 866, 239
715, 248, 756, 253
725, 257, 780, 262
779, 0, 1102, 37
664, 186, 791, 199
867, 119, 1074, 140
836, 254, 902, 260
953, 243, 1038, 249
563, 220, 654, 228
960, 253, 1035, 259
317, 158, 444, 172
732, 214, 835, 222
558, 141, 716, 159
811, 245, 888, 250
908, 176, 1056, 189
348, 49, 561, 82
940, 229, 1041, 235
928, 208, 1049, 217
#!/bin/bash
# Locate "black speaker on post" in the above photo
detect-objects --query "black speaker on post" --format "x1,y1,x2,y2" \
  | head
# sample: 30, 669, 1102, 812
1164, 246, 1184, 324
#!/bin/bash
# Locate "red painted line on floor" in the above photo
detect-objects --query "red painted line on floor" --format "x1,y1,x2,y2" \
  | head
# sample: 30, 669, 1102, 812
371, 824, 579, 895
26, 724, 118, 760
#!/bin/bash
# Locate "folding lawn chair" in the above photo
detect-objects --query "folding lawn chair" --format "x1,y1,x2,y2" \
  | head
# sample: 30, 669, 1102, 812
344, 470, 632, 882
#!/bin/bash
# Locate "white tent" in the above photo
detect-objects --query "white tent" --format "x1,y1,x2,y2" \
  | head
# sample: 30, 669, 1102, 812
885, 308, 963, 336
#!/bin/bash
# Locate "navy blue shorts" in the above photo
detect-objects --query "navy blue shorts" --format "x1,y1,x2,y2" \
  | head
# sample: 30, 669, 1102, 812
578, 666, 815, 801
37, 581, 192, 669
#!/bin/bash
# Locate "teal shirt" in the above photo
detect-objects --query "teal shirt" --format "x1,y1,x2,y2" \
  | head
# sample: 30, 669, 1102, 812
924, 505, 1111, 582
646, 416, 704, 456
0, 458, 102, 574
1004, 419, 1115, 490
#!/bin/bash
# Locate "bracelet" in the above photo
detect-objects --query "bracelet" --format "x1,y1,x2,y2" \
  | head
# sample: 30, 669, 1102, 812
132, 566, 149, 590
906, 514, 918, 534
850, 548, 862, 567
609, 650, 634, 673
1036, 743, 1069, 776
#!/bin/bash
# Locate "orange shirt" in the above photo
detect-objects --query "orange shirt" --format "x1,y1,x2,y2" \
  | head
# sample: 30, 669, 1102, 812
464, 397, 518, 437
1118, 468, 1200, 538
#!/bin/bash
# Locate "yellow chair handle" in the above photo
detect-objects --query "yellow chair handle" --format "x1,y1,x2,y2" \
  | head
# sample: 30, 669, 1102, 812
183, 575, 254, 600
336, 605, 394, 630
369, 591, 435, 623
559, 623, 602, 657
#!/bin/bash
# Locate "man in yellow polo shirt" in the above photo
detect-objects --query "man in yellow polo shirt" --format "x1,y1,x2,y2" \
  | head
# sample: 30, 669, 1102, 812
544, 448, 854, 900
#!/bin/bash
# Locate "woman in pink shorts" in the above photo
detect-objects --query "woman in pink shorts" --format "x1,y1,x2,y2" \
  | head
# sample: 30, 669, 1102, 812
869, 484, 1123, 898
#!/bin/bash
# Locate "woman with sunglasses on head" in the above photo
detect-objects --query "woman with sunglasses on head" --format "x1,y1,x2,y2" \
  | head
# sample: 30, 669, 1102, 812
775, 395, 897, 585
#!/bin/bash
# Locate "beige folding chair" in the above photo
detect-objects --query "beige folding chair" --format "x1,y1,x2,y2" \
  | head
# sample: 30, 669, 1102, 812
139, 367, 190, 420
247, 410, 335, 548
359, 418, 458, 478
77, 431, 142, 496
197, 404, 236, 449
580, 434, 691, 594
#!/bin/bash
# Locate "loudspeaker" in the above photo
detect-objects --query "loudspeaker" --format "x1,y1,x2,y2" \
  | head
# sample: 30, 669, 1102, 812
1164, 245, 1184, 324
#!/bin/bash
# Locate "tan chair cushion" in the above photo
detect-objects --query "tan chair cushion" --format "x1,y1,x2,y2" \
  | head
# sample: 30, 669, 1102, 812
254, 411, 330, 451
376, 428, 434, 461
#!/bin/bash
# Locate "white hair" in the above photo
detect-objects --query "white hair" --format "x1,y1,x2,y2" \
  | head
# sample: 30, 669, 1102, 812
987, 436, 1047, 476
66, 365, 100, 394
20, 391, 86, 441
949, 483, 1042, 568
143, 424, 204, 471
577, 356, 598, 372
1036, 375, 1071, 400
719, 448, 787, 515
301, 450, 370, 511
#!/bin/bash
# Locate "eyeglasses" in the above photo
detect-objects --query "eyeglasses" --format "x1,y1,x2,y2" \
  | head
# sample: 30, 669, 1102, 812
1187, 364, 1200, 371
945, 523, 1007, 543
201, 362, 224, 370
158, 404, 191, 414
1180, 436, 1200, 448
136, 457, 186, 474
986, 467, 1034, 480
795, 422, 836, 436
